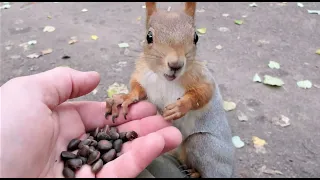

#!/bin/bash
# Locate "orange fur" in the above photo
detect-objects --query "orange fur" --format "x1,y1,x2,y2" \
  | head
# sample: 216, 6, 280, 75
184, 2, 196, 19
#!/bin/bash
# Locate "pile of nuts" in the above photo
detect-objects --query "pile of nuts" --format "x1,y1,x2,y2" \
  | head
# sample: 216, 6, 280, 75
60, 125, 138, 178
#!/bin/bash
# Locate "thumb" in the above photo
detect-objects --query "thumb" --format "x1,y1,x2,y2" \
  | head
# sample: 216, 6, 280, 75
32, 67, 100, 109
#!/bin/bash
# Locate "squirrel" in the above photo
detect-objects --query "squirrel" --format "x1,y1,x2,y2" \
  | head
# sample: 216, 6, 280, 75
105, 2, 235, 178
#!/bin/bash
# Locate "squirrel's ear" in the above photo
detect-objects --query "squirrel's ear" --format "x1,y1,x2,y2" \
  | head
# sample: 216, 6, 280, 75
146, 2, 157, 24
184, 2, 196, 18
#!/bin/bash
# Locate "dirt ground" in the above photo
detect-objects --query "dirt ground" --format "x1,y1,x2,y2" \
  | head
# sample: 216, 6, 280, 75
1, 2, 320, 178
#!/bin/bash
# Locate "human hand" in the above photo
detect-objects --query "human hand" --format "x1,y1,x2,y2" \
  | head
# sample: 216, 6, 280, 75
0, 67, 182, 178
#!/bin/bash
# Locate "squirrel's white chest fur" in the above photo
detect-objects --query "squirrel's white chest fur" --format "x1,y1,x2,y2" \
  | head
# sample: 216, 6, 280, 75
139, 71, 185, 112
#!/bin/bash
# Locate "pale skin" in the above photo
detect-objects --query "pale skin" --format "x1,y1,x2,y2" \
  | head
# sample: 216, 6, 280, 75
0, 67, 182, 178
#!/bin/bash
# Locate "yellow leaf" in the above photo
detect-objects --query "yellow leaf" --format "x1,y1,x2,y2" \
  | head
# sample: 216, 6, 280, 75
316, 49, 320, 55
91, 35, 98, 40
252, 136, 267, 147
197, 28, 207, 34
137, 16, 141, 21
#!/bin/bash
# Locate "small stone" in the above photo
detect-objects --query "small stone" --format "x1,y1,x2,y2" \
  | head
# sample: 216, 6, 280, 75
62, 167, 75, 178
67, 139, 81, 151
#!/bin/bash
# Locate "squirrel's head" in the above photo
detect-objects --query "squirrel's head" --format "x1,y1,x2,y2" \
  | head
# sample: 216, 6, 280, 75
143, 2, 198, 81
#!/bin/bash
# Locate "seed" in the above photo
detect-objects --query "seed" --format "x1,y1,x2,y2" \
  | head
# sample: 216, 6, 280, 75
110, 127, 118, 133
89, 146, 96, 153
67, 139, 81, 151
113, 139, 123, 153
66, 158, 83, 170
88, 136, 94, 140
116, 152, 123, 158
61, 151, 77, 161
119, 132, 127, 141
110, 131, 120, 140
102, 149, 116, 163
78, 156, 87, 164
90, 140, 98, 147
90, 127, 99, 138
87, 150, 101, 165
97, 140, 112, 151
78, 139, 92, 149
62, 167, 75, 178
97, 132, 111, 141
77, 145, 90, 157
126, 131, 138, 141
92, 159, 103, 174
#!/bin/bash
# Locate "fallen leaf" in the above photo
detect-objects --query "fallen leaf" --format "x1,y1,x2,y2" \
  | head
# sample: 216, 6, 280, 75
218, 27, 230, 32
237, 110, 248, 122
91, 35, 98, 40
249, 3, 258, 7
118, 43, 129, 48
234, 20, 243, 25
222, 13, 229, 17
272, 115, 290, 127
167, 6, 171, 12
107, 82, 129, 98
43, 26, 55, 32
1, 2, 11, 9
197, 28, 207, 34
92, 88, 98, 95
41, 48, 53, 55
10, 55, 21, 59
307, 10, 320, 15
259, 165, 283, 175
47, 15, 52, 19
81, 8, 88, 12
258, 39, 270, 44
232, 136, 245, 148
215, 45, 223, 50
68, 39, 78, 44
263, 75, 284, 87
27, 40, 37, 45
27, 53, 41, 59
253, 73, 262, 83
62, 55, 70, 59
254, 145, 267, 154
196, 9, 205, 13
268, 61, 280, 69
297, 80, 312, 89
315, 49, 320, 55
252, 136, 267, 147
137, 16, 141, 21
223, 101, 236, 111
142, 5, 146, 8
242, 15, 248, 18
297, 2, 304, 7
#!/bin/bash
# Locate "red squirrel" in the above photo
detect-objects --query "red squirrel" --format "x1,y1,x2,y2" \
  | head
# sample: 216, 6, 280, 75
105, 2, 235, 178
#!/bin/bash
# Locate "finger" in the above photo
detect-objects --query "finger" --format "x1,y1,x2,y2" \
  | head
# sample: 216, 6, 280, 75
31, 67, 100, 109
163, 108, 177, 117
164, 113, 178, 121
69, 101, 157, 131
96, 132, 165, 178
75, 165, 95, 178
121, 126, 182, 154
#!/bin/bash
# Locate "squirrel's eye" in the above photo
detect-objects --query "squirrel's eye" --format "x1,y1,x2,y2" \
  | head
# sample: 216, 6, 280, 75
146, 31, 153, 44
194, 32, 198, 45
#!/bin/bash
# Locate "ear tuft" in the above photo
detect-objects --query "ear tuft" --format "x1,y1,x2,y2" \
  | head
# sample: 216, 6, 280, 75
184, 2, 196, 18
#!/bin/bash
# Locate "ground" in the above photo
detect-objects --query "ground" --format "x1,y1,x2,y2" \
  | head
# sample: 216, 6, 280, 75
1, 2, 320, 178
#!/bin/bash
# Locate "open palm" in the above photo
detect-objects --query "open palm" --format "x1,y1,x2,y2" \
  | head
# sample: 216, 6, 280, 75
0, 67, 182, 178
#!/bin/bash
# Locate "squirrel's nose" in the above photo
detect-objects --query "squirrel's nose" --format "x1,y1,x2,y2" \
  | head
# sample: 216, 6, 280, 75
168, 62, 184, 71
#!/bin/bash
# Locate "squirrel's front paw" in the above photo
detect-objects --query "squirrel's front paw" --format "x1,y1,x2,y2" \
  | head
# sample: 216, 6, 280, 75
163, 99, 191, 121
105, 93, 139, 123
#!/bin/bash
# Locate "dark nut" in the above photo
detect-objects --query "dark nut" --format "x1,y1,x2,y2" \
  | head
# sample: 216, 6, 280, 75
66, 158, 83, 170
78, 156, 87, 164
89, 146, 96, 153
113, 139, 123, 153
97, 132, 111, 141
90, 140, 98, 147
97, 140, 112, 151
62, 167, 75, 178
90, 127, 100, 138
119, 132, 127, 141
88, 136, 94, 140
87, 150, 101, 165
102, 149, 116, 163
61, 151, 77, 161
91, 159, 103, 174
110, 127, 118, 133
126, 131, 138, 141
67, 139, 81, 151
109, 131, 120, 140
77, 145, 90, 157
78, 139, 92, 149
